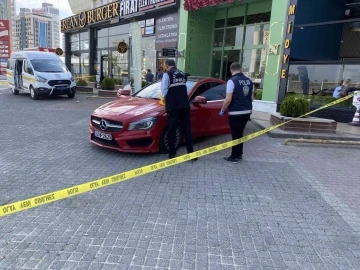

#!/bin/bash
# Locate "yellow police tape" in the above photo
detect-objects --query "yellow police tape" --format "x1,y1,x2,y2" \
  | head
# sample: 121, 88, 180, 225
0, 94, 354, 217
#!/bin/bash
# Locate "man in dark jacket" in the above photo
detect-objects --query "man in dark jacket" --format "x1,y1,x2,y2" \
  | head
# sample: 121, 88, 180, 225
219, 62, 254, 163
160, 59, 194, 159
145, 69, 154, 83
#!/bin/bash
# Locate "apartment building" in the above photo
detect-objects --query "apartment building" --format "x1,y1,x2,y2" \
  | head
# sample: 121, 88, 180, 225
14, 13, 53, 50
0, 0, 16, 50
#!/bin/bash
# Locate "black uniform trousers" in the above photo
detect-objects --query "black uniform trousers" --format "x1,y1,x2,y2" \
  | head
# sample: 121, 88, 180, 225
228, 114, 251, 158
167, 107, 194, 155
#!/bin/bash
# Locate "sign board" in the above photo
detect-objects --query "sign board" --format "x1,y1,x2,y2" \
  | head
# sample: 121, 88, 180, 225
0, 20, 11, 76
119, 0, 175, 17
61, 2, 119, 32
162, 48, 177, 57
117, 41, 128, 53
353, 91, 360, 108
32, 8, 48, 16
155, 13, 179, 50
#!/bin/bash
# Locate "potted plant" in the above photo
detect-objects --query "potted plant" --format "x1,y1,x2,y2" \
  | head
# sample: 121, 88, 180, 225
76, 79, 93, 93
98, 78, 117, 98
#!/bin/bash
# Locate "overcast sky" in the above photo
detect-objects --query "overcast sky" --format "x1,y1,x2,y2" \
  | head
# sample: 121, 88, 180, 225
16, 0, 74, 19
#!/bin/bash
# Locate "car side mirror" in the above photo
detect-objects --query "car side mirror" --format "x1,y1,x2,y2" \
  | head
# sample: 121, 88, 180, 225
117, 88, 131, 98
193, 96, 207, 104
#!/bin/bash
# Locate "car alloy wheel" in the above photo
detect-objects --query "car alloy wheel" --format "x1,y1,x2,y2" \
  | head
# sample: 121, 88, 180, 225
160, 126, 181, 154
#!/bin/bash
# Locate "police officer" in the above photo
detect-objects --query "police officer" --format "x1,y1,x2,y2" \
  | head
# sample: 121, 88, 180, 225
161, 59, 194, 159
219, 62, 254, 163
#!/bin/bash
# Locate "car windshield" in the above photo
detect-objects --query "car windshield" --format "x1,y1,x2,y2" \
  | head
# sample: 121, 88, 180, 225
133, 81, 196, 99
31, 59, 68, 73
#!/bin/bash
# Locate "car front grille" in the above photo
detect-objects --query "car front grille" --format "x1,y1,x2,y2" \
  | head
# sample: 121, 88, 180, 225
48, 80, 71, 86
91, 116, 123, 132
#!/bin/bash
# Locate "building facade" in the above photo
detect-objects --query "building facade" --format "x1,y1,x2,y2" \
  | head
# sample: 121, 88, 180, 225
67, 0, 117, 15
32, 3, 61, 48
61, 0, 179, 82
14, 3, 61, 51
0, 0, 16, 50
14, 13, 54, 50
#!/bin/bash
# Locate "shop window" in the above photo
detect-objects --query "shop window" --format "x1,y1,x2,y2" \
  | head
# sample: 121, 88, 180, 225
109, 24, 129, 36
244, 24, 269, 46
80, 40, 89, 50
109, 34, 128, 48
288, 65, 343, 95
71, 41, 79, 51
80, 31, 88, 40
215, 19, 225, 28
212, 51, 222, 78
225, 27, 244, 47
98, 28, 108, 38
246, 12, 271, 24
71, 54, 80, 76
214, 29, 224, 47
343, 65, 360, 84
227, 16, 244, 27
70, 33, 79, 43
98, 37, 109, 48
242, 49, 267, 82
81, 53, 89, 75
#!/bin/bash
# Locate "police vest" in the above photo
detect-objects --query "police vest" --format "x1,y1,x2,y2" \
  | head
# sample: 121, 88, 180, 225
165, 67, 189, 111
228, 72, 253, 115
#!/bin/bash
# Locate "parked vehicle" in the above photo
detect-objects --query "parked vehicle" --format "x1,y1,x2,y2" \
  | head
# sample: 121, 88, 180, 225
6, 51, 76, 100
89, 77, 229, 153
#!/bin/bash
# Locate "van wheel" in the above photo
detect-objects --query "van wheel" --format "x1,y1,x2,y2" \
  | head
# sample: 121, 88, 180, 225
159, 126, 181, 154
68, 92, 75, 98
30, 86, 39, 100
12, 88, 19, 95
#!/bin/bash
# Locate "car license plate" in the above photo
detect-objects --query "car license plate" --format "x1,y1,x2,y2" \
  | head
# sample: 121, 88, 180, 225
94, 130, 112, 140
56, 86, 68, 90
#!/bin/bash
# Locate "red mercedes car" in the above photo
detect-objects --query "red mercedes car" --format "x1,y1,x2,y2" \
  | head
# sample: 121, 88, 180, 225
89, 77, 230, 153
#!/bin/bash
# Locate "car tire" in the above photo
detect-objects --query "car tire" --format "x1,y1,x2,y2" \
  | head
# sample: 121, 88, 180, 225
30, 86, 39, 100
159, 126, 182, 154
12, 88, 19, 95
68, 91, 76, 98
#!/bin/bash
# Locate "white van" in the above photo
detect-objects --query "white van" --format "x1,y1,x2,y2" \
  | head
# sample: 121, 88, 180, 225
6, 51, 76, 100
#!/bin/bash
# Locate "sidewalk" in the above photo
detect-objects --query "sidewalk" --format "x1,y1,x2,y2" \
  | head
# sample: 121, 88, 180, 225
252, 110, 360, 141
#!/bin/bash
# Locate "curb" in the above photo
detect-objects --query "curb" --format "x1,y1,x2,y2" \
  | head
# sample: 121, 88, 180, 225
251, 118, 360, 142
283, 138, 360, 145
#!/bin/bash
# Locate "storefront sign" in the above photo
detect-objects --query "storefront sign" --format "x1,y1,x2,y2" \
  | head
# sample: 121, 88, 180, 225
117, 41, 128, 53
280, 2, 297, 79
55, 48, 63, 56
155, 13, 179, 50
162, 48, 177, 57
60, 2, 119, 32
0, 20, 11, 77
119, 0, 176, 17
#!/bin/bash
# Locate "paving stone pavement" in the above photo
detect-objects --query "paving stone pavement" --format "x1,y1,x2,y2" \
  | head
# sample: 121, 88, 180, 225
0, 88, 360, 270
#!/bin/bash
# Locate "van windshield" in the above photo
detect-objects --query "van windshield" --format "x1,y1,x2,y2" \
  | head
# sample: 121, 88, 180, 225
31, 60, 67, 73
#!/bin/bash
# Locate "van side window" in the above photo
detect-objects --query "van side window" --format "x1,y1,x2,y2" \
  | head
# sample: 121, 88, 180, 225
24, 61, 33, 75
7, 60, 15, 71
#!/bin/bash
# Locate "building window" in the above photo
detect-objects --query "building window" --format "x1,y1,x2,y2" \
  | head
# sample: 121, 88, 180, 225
212, 9, 270, 82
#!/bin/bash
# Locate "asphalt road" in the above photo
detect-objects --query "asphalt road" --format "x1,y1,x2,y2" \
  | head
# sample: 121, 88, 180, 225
0, 86, 360, 270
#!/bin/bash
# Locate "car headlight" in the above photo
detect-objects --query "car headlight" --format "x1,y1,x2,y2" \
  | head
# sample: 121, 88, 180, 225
35, 75, 47, 83
128, 117, 158, 130
70, 75, 75, 82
